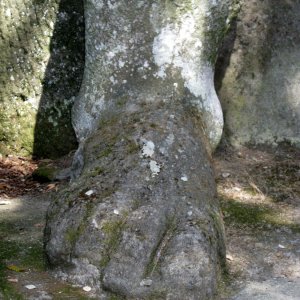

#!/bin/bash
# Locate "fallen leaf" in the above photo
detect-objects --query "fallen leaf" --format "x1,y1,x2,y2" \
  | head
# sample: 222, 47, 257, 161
83, 286, 92, 292
226, 254, 234, 261
46, 183, 56, 191
222, 172, 231, 178
0, 183, 10, 190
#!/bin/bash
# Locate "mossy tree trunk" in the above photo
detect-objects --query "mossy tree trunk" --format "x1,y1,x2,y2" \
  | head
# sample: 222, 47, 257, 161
45, 1, 234, 299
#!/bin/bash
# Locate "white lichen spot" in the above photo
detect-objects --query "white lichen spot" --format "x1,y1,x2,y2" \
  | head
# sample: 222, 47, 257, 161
92, 219, 99, 229
119, 60, 125, 68
149, 160, 160, 177
5, 9, 11, 17
90, 0, 104, 10
110, 76, 116, 84
181, 176, 188, 182
166, 133, 174, 146
140, 279, 153, 287
141, 140, 155, 158
187, 211, 193, 217
159, 147, 166, 155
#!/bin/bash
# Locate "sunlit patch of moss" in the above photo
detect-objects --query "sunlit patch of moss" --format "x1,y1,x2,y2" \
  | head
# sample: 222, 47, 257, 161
65, 202, 94, 246
99, 216, 128, 268
98, 114, 119, 129
54, 285, 89, 300
108, 293, 126, 300
126, 139, 140, 154
146, 289, 168, 300
98, 147, 113, 159
89, 167, 105, 177
221, 198, 300, 232
221, 198, 274, 227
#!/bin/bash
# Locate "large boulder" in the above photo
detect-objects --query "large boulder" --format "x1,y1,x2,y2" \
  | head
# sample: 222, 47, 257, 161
45, 1, 232, 298
216, 0, 300, 147
0, 0, 84, 157
45, 104, 225, 299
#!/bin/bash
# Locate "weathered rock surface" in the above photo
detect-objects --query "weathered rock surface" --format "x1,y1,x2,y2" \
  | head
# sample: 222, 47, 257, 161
72, 0, 232, 150
45, 0, 232, 298
0, 0, 84, 157
45, 104, 225, 299
216, 0, 300, 147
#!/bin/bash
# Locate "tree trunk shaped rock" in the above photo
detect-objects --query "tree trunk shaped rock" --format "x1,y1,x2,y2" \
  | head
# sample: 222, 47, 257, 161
45, 1, 232, 298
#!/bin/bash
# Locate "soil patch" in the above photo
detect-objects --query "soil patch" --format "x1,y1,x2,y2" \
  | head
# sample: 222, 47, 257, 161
214, 144, 300, 299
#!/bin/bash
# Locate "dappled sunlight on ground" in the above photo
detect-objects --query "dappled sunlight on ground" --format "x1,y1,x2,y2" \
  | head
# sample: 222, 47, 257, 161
214, 145, 300, 298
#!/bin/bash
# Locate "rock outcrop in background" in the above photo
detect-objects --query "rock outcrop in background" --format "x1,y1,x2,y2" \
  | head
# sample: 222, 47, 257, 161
216, 0, 300, 148
0, 0, 84, 157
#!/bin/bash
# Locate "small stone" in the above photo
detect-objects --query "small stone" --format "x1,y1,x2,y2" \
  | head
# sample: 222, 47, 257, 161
222, 172, 230, 178
25, 285, 36, 290
233, 186, 241, 192
83, 286, 92, 292
226, 254, 234, 261
140, 279, 153, 287
113, 209, 120, 215
85, 190, 94, 196
8, 278, 18, 283
278, 244, 286, 249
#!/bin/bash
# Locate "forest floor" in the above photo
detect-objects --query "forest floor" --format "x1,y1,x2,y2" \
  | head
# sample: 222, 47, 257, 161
215, 144, 300, 299
0, 144, 299, 299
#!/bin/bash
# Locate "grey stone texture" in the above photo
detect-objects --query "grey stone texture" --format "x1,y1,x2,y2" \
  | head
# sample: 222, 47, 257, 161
0, 0, 84, 157
45, 0, 233, 298
45, 103, 226, 299
216, 0, 300, 148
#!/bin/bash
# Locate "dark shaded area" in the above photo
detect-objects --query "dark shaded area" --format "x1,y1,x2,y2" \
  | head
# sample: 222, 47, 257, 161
33, 0, 85, 158
214, 17, 237, 93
